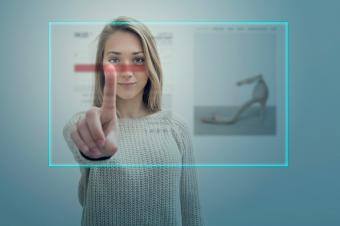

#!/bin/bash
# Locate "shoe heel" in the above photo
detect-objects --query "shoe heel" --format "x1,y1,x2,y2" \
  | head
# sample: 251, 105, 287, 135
259, 99, 267, 121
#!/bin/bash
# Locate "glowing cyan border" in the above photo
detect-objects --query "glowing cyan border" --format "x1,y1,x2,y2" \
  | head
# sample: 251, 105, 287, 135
48, 20, 289, 168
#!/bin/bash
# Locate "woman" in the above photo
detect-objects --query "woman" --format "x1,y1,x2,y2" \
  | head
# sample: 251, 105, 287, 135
63, 16, 205, 226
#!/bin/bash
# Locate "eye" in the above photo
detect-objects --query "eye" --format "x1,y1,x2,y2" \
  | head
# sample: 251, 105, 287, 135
108, 57, 120, 64
134, 57, 145, 65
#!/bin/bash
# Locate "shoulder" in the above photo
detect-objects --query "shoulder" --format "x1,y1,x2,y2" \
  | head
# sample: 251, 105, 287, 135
159, 111, 192, 151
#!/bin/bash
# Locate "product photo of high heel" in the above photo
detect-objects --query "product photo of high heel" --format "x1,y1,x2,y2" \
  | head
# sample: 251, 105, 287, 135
201, 74, 269, 125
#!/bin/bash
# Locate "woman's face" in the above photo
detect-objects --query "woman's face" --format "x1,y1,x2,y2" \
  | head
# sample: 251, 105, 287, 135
103, 31, 148, 101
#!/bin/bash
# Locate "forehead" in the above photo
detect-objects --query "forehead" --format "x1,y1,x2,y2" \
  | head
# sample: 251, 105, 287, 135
104, 30, 143, 53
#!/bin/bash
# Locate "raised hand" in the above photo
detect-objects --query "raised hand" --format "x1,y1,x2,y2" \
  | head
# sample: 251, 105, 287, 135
70, 64, 119, 159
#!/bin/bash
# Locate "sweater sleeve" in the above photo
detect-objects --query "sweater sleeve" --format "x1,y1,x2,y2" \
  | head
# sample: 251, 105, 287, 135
171, 116, 205, 226
62, 111, 113, 165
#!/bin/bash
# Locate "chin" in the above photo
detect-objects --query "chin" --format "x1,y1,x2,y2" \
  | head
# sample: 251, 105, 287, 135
117, 93, 138, 100
117, 87, 145, 100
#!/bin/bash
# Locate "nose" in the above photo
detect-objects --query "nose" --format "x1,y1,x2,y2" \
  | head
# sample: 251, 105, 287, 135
119, 63, 133, 79
121, 73, 133, 79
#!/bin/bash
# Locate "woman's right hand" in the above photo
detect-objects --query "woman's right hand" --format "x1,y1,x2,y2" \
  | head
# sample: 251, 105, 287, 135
70, 64, 119, 159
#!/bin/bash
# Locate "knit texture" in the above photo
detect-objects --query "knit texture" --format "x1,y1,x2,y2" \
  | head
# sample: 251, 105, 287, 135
63, 110, 205, 226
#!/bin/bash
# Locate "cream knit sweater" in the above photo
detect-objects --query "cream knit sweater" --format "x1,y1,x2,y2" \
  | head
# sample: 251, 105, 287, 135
63, 110, 205, 226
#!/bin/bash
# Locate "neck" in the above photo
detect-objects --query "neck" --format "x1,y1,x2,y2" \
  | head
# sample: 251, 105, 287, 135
116, 93, 149, 119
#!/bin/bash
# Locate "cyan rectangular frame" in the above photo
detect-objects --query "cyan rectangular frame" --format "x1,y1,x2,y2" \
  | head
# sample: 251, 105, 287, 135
48, 20, 289, 168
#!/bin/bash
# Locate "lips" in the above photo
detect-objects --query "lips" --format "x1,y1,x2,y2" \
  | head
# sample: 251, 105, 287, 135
118, 82, 137, 85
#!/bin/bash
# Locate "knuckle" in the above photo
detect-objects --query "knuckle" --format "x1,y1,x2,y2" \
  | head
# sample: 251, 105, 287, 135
93, 130, 103, 141
88, 141, 97, 149
77, 120, 86, 131
78, 143, 85, 150
86, 109, 96, 119
85, 112, 91, 120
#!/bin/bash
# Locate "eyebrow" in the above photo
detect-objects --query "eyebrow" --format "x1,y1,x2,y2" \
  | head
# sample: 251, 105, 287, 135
106, 51, 144, 55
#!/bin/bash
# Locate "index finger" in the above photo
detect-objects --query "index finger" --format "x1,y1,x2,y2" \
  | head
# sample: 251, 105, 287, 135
101, 64, 117, 121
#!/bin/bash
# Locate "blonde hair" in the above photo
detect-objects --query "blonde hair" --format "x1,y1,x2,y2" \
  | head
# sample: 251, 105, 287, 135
93, 16, 163, 117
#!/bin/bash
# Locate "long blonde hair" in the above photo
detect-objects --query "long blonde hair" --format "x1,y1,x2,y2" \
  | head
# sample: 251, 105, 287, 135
93, 16, 163, 117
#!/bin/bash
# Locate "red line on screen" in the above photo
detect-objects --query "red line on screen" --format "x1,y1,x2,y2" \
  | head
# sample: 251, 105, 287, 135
74, 64, 145, 73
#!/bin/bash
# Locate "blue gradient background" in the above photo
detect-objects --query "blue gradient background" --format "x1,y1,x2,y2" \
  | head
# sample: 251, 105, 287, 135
1, 0, 339, 225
